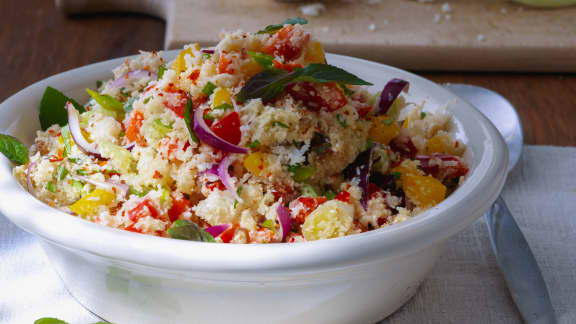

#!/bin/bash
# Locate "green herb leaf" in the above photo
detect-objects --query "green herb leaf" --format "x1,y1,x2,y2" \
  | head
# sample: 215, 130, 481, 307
183, 98, 199, 144
237, 63, 371, 103
76, 169, 86, 176
420, 111, 427, 119
213, 103, 234, 111
96, 80, 103, 88
168, 219, 215, 242
143, 96, 152, 104
202, 82, 217, 96
46, 181, 56, 193
70, 179, 84, 190
257, 17, 308, 34
202, 53, 212, 60
157, 65, 167, 80
129, 186, 150, 197
123, 96, 138, 113
261, 219, 276, 232
311, 132, 331, 154
67, 157, 79, 164
0, 134, 29, 165
39, 86, 85, 131
152, 118, 174, 136
339, 84, 355, 96
236, 68, 293, 103
57, 165, 68, 181
248, 51, 274, 70
236, 185, 243, 196
247, 140, 260, 148
272, 121, 289, 128
61, 125, 71, 157
301, 184, 317, 197
120, 87, 130, 97
86, 88, 124, 115
34, 318, 70, 324
325, 190, 336, 200
391, 171, 401, 180
336, 114, 347, 128
233, 199, 238, 208
382, 118, 394, 126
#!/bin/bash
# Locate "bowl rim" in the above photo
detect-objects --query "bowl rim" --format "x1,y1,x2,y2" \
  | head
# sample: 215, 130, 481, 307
0, 52, 508, 277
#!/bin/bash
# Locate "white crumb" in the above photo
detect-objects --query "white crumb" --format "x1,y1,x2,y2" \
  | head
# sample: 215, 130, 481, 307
368, 23, 376, 31
299, 3, 326, 17
477, 34, 486, 42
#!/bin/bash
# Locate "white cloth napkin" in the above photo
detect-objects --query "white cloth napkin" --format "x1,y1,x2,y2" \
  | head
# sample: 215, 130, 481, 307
1, 145, 575, 324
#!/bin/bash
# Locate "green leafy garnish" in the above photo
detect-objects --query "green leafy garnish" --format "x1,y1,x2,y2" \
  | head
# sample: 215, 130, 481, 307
123, 96, 138, 113
257, 17, 308, 34
70, 179, 84, 190
236, 185, 243, 196
236, 63, 372, 103
233, 199, 238, 208
96, 80, 103, 88
67, 157, 79, 164
129, 186, 150, 197
248, 51, 274, 70
325, 190, 336, 200
76, 169, 86, 176
39, 86, 85, 131
202, 82, 217, 96
382, 118, 394, 126
183, 98, 199, 144
86, 88, 124, 116
301, 184, 318, 197
420, 111, 427, 119
157, 65, 167, 80
213, 103, 234, 111
288, 164, 315, 182
261, 219, 276, 232
143, 96, 152, 104
247, 140, 260, 148
34, 318, 69, 324
204, 112, 215, 121
61, 125, 72, 157
336, 114, 347, 128
0, 134, 29, 165
46, 181, 56, 193
167, 220, 215, 242
391, 171, 401, 180
272, 121, 289, 128
57, 165, 68, 181
120, 87, 130, 97
152, 118, 174, 136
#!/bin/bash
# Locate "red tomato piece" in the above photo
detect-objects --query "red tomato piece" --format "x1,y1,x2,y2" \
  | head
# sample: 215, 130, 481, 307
292, 197, 327, 224
287, 82, 347, 112
272, 60, 302, 72
206, 181, 227, 191
125, 110, 145, 145
219, 224, 238, 243
261, 25, 309, 62
128, 199, 159, 222
168, 196, 191, 222
210, 111, 242, 145
335, 191, 351, 203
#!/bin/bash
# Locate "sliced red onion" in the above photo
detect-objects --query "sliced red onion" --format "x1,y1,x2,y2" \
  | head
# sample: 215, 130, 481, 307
218, 155, 239, 200
110, 69, 157, 90
123, 142, 136, 151
276, 202, 293, 242
26, 161, 36, 195
72, 174, 129, 197
66, 102, 105, 160
201, 47, 215, 54
193, 106, 248, 154
378, 78, 409, 116
205, 224, 230, 237
343, 146, 374, 210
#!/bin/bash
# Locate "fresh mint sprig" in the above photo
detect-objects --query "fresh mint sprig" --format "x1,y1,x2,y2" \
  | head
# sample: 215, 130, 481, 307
257, 17, 308, 34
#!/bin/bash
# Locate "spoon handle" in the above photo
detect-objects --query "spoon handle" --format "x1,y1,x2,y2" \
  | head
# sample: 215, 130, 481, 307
485, 196, 557, 324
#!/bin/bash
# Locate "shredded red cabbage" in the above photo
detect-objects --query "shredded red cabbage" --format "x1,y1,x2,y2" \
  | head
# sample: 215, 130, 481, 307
276, 202, 292, 242
205, 224, 230, 238
378, 78, 409, 115
193, 106, 248, 154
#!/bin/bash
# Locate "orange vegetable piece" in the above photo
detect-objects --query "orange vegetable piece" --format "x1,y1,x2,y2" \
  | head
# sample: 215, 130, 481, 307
402, 173, 446, 208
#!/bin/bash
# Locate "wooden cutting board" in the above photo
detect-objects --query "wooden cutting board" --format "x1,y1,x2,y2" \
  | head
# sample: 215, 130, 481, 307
56, 0, 576, 72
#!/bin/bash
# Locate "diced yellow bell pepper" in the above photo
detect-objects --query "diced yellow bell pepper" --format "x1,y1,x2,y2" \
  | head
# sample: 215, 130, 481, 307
369, 115, 401, 145
305, 41, 326, 64
172, 44, 200, 73
212, 87, 232, 108
243, 152, 268, 176
241, 60, 263, 79
69, 189, 116, 219
302, 200, 354, 241
403, 173, 446, 208
391, 160, 424, 178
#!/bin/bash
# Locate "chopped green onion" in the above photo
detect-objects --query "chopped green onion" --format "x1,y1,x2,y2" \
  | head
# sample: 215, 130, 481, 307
202, 82, 217, 96
152, 118, 174, 136
382, 118, 394, 126
289, 164, 315, 182
233, 200, 238, 208
336, 114, 347, 128
202, 53, 212, 59
301, 184, 317, 197
391, 171, 401, 179
70, 179, 84, 191
236, 185, 243, 196
247, 140, 260, 149
76, 169, 86, 176
45, 181, 56, 193
57, 165, 68, 181
67, 158, 79, 164
420, 112, 427, 119
272, 121, 289, 128
325, 190, 336, 200
143, 96, 152, 104
61, 125, 72, 157
129, 186, 150, 197
157, 66, 167, 80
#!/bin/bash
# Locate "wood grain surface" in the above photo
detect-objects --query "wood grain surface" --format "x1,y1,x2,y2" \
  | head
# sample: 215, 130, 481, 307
2, 0, 575, 146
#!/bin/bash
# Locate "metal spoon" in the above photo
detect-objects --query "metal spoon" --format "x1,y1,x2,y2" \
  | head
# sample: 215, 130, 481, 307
445, 84, 557, 324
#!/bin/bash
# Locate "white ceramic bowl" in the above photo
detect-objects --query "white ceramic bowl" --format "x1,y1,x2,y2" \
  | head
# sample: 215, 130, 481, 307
0, 52, 508, 324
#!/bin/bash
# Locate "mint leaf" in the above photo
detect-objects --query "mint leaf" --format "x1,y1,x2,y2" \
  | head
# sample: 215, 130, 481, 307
0, 134, 29, 165
183, 98, 199, 144
39, 87, 85, 131
86, 88, 124, 115
236, 68, 292, 103
34, 318, 69, 324
168, 220, 215, 242
292, 64, 372, 86
248, 51, 274, 70
237, 64, 372, 103
257, 17, 308, 34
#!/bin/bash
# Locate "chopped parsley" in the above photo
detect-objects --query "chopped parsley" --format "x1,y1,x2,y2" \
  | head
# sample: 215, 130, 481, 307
261, 219, 276, 232
76, 169, 86, 176
272, 121, 289, 128
391, 171, 401, 180
143, 96, 152, 104
325, 190, 336, 200
45, 181, 56, 193
382, 118, 394, 126
157, 65, 167, 80
247, 140, 260, 148
96, 80, 103, 88
336, 114, 347, 128
57, 166, 68, 181
420, 112, 427, 119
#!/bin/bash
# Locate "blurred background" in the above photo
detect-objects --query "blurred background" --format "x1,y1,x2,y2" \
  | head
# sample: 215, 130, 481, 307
1, 0, 575, 146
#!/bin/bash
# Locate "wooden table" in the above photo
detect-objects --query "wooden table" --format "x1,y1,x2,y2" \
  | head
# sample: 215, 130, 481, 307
2, 0, 575, 146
